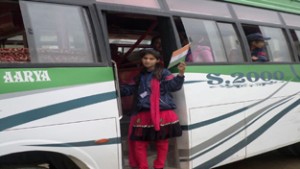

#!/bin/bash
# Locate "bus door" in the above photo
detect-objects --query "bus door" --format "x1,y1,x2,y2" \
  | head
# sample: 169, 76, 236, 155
101, 10, 181, 168
0, 1, 121, 169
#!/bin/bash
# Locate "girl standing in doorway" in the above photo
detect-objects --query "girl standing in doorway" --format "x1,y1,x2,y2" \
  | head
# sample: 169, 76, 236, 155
121, 49, 185, 169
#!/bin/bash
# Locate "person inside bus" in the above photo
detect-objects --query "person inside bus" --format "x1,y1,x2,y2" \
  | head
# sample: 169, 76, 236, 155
150, 36, 163, 54
179, 32, 214, 62
120, 49, 185, 169
247, 33, 271, 62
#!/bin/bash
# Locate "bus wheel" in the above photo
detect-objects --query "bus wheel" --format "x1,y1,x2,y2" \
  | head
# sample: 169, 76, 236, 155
0, 151, 80, 169
278, 143, 300, 156
0, 165, 47, 169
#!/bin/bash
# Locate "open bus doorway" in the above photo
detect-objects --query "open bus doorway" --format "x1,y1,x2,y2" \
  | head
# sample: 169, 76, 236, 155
104, 11, 180, 168
105, 11, 178, 117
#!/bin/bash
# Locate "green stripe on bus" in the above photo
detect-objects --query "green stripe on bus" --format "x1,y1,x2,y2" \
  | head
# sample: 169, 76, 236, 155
225, 0, 300, 14
0, 67, 114, 94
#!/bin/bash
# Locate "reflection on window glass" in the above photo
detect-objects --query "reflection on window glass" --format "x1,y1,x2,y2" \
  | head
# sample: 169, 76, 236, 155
217, 23, 244, 63
39, 31, 59, 49
22, 2, 96, 63
166, 0, 232, 18
281, 13, 300, 28
260, 26, 292, 62
232, 5, 281, 24
97, 0, 160, 9
180, 17, 227, 63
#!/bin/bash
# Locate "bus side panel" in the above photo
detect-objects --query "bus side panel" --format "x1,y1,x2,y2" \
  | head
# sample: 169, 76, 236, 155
176, 64, 300, 168
0, 67, 122, 169
0, 118, 121, 169
176, 70, 246, 169
245, 64, 300, 158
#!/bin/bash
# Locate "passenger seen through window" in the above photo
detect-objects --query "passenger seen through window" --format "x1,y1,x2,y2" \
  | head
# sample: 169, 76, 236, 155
247, 33, 271, 62
175, 17, 228, 63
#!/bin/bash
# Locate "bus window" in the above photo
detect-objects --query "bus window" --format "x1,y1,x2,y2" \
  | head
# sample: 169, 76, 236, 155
0, 2, 30, 63
290, 30, 300, 60
175, 17, 227, 63
20, 1, 96, 63
217, 22, 244, 63
260, 26, 292, 62
243, 24, 292, 63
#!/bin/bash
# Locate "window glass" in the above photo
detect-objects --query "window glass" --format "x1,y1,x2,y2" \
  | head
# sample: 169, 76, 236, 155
281, 13, 300, 28
180, 18, 227, 63
97, 0, 160, 9
292, 30, 300, 60
260, 26, 292, 62
166, 0, 232, 18
21, 2, 96, 63
232, 5, 281, 24
217, 23, 244, 63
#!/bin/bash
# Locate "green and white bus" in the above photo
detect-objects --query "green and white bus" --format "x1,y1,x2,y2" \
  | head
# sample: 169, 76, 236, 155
1, 0, 300, 168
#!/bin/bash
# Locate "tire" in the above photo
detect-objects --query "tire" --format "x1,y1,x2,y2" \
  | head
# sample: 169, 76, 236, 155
0, 151, 80, 169
0, 165, 47, 169
277, 142, 300, 156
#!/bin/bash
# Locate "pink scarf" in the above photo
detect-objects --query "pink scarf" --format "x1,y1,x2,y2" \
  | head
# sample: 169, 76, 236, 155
150, 78, 160, 131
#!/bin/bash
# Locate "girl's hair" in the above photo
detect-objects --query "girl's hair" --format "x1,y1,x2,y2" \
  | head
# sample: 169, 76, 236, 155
139, 49, 164, 80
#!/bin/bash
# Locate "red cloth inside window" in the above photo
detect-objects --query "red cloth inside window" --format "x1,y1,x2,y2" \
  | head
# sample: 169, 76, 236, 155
0, 48, 30, 62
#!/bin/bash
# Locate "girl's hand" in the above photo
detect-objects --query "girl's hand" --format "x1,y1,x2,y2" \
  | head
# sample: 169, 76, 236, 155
177, 62, 186, 76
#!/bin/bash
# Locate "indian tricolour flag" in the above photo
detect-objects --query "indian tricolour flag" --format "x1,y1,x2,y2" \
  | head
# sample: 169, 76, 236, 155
168, 43, 190, 68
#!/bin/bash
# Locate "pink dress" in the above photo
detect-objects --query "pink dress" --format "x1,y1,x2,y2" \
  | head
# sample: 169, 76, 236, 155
191, 45, 214, 62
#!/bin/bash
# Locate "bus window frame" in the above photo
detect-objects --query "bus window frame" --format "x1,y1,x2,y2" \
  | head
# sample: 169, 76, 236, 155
285, 25, 300, 63
13, 0, 109, 66
290, 29, 300, 63
95, 0, 300, 65
281, 27, 298, 63
16, 0, 300, 66
167, 2, 300, 64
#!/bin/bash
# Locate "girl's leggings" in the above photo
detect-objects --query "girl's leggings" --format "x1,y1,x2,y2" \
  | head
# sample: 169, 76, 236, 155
134, 139, 169, 169
128, 118, 169, 169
